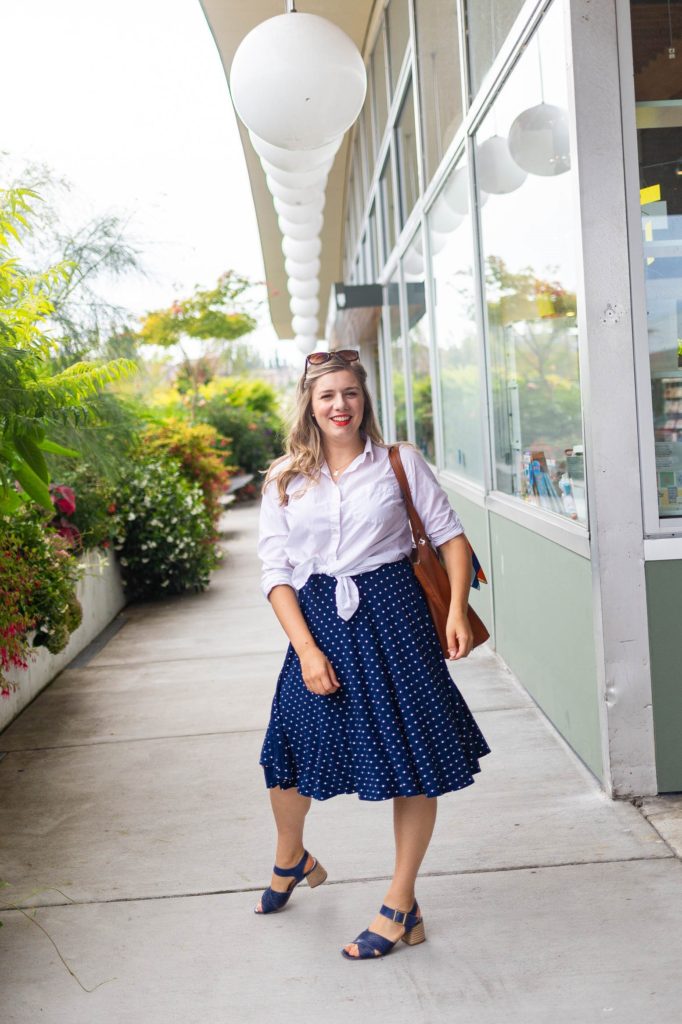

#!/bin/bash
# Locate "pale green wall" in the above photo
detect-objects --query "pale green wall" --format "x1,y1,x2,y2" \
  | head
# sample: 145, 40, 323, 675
644, 561, 682, 792
488, 513, 602, 781
440, 487, 603, 780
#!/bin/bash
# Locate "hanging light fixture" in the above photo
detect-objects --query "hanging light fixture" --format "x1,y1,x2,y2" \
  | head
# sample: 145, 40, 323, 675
230, 7, 367, 151
230, 3, 367, 350
476, 135, 527, 195
508, 103, 571, 176
507, 31, 571, 178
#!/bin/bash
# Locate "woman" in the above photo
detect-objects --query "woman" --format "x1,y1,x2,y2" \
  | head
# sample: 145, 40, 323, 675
255, 349, 491, 960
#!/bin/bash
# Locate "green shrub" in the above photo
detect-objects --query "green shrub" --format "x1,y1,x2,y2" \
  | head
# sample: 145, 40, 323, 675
113, 456, 220, 600
141, 420, 233, 522
201, 404, 284, 476
206, 376, 280, 415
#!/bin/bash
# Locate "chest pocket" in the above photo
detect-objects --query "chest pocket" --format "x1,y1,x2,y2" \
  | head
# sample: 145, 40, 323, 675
345, 480, 403, 526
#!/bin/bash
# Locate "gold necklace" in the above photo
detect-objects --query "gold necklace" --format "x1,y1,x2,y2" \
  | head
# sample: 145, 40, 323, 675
327, 450, 363, 477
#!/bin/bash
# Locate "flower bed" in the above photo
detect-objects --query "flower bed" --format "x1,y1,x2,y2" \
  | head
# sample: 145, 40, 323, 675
0, 548, 125, 732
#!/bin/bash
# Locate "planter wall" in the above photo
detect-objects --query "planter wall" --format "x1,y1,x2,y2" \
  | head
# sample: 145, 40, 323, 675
0, 550, 126, 733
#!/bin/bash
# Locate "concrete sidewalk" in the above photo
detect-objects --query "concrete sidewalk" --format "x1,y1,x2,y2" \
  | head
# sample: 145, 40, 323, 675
1, 503, 681, 1023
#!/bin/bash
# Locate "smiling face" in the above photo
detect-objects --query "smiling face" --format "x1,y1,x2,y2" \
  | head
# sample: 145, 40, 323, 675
310, 368, 365, 445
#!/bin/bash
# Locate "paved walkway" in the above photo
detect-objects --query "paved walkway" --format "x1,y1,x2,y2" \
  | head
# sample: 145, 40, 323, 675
1, 503, 682, 1023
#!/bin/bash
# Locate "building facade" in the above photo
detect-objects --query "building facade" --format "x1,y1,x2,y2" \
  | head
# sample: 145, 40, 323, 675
205, 0, 682, 798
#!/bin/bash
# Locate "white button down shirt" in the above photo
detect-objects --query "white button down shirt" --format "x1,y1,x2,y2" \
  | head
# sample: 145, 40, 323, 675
258, 435, 464, 621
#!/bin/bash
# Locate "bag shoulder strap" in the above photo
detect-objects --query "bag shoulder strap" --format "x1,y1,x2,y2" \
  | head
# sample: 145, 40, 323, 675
387, 444, 428, 545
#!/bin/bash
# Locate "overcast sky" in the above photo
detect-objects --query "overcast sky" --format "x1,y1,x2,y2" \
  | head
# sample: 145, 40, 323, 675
0, 0, 291, 361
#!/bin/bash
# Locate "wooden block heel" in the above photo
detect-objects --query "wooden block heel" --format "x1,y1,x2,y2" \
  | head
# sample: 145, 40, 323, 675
255, 849, 326, 914
402, 920, 426, 945
306, 860, 327, 888
341, 899, 424, 960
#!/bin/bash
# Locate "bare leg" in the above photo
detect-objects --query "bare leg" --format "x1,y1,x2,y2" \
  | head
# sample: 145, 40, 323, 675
255, 786, 314, 913
343, 795, 437, 956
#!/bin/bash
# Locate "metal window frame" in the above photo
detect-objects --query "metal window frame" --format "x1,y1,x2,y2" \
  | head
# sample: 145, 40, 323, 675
615, 0, 682, 542
341, 0, 601, 559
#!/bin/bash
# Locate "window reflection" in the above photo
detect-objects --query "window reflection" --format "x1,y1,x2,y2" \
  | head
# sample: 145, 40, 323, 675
403, 231, 435, 461
631, 0, 682, 518
379, 154, 396, 256
387, 0, 411, 94
395, 81, 420, 226
415, 0, 463, 180
369, 203, 380, 277
372, 25, 389, 149
428, 157, 483, 482
362, 69, 376, 169
465, 0, 526, 97
386, 274, 407, 440
475, 2, 585, 523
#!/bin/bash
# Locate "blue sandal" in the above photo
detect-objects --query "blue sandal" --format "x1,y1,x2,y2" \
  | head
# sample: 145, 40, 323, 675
341, 900, 425, 959
254, 849, 327, 914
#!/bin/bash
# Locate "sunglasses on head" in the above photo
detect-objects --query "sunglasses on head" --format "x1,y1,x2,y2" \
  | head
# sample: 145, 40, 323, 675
305, 350, 360, 374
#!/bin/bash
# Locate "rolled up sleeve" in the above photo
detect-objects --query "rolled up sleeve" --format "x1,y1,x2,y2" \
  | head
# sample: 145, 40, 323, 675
258, 479, 295, 600
401, 446, 464, 547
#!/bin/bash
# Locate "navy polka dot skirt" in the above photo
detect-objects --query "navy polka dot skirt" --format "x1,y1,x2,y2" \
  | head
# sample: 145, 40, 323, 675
260, 557, 492, 802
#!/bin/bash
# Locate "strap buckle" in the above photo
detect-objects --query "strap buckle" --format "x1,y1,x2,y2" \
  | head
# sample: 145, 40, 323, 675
391, 908, 407, 924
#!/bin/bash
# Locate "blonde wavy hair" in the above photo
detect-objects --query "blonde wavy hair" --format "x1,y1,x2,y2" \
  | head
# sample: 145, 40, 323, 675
263, 356, 386, 506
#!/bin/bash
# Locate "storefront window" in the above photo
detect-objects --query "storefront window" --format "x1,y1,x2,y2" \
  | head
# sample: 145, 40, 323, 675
630, 0, 682, 518
465, 0, 526, 98
369, 202, 380, 277
476, 2, 585, 523
387, 0, 411, 94
387, 274, 407, 440
428, 157, 483, 482
379, 154, 396, 257
395, 81, 420, 227
360, 104, 375, 184
348, 170, 358, 255
352, 131, 366, 210
372, 25, 389, 149
403, 230, 435, 461
415, 0, 463, 180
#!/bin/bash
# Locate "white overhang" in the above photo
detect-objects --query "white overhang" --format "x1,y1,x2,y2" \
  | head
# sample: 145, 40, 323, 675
200, 0, 376, 339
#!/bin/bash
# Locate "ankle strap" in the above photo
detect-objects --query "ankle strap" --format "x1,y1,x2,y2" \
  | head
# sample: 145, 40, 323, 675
379, 901, 420, 929
273, 849, 309, 881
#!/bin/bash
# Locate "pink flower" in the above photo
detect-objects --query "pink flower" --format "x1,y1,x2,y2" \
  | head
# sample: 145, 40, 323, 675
51, 485, 76, 517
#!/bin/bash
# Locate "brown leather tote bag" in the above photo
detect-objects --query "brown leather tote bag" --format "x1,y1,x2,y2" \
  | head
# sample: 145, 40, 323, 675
388, 445, 490, 658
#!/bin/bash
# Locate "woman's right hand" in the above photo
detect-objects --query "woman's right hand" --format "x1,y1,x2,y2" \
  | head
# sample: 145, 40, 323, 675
299, 645, 340, 695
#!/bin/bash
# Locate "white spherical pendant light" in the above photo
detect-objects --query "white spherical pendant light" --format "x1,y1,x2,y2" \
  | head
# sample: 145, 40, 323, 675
284, 256, 320, 279
260, 159, 331, 190
402, 248, 424, 277
443, 166, 470, 215
275, 197, 325, 224
292, 314, 319, 335
266, 176, 324, 206
288, 277, 320, 300
231, 13, 367, 151
250, 132, 341, 172
476, 135, 527, 195
282, 236, 322, 262
508, 103, 571, 177
430, 191, 463, 234
295, 334, 317, 353
290, 296, 320, 317
278, 214, 324, 241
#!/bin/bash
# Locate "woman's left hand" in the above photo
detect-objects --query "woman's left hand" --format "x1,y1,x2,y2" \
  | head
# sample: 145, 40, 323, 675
445, 610, 473, 661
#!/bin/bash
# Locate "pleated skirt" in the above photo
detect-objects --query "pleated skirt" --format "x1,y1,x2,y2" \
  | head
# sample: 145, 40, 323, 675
260, 556, 492, 801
